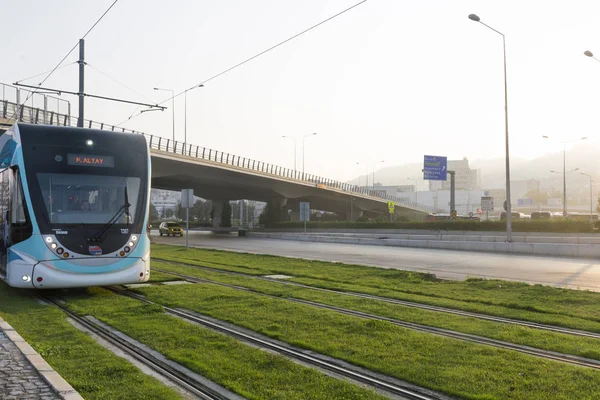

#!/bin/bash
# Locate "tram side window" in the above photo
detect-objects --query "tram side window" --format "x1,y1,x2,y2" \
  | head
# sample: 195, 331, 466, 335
0, 169, 10, 225
10, 169, 32, 244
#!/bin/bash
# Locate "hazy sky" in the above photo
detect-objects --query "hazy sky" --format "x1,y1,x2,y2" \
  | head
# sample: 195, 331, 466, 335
3, 0, 600, 183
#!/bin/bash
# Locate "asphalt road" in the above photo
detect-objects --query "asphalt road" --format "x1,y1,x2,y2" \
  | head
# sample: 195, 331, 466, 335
151, 231, 600, 291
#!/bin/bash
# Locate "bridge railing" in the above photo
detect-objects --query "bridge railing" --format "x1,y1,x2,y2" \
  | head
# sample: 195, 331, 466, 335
1, 98, 441, 214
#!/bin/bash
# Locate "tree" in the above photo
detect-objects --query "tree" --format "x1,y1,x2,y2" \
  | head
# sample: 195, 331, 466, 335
192, 200, 212, 223
149, 202, 159, 221
258, 201, 289, 227
524, 189, 550, 205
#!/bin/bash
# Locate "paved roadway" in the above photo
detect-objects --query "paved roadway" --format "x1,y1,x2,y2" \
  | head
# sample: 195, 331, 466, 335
151, 231, 600, 292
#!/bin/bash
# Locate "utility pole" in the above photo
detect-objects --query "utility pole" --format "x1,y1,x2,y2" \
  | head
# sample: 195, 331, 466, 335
449, 171, 456, 217
77, 39, 85, 127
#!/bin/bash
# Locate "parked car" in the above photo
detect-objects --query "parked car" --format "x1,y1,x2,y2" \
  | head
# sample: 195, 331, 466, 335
159, 222, 184, 236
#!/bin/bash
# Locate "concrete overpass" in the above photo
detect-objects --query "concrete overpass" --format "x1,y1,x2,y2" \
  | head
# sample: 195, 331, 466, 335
1, 90, 438, 224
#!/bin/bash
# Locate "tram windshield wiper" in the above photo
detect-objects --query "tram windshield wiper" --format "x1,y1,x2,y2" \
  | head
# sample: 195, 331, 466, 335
90, 185, 130, 242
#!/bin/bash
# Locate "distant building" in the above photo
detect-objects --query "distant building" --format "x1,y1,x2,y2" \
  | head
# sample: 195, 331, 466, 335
511, 179, 540, 204
429, 158, 480, 191
151, 189, 180, 216
372, 184, 415, 197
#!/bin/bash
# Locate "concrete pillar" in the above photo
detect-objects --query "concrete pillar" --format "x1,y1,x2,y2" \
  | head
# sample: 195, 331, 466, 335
346, 210, 363, 221
212, 200, 229, 228
272, 198, 288, 209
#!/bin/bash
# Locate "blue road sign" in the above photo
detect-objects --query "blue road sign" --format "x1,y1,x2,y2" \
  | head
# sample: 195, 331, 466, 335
423, 155, 447, 181
517, 198, 534, 206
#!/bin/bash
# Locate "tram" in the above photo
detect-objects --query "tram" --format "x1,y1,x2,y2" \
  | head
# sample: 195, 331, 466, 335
0, 123, 151, 288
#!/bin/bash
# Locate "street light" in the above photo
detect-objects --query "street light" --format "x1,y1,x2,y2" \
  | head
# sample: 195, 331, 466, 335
356, 162, 369, 188
184, 84, 204, 148
543, 135, 587, 216
372, 160, 385, 190
468, 13, 512, 242
281, 135, 297, 173
584, 50, 600, 61
153, 87, 175, 143
581, 172, 595, 224
407, 177, 419, 203
302, 133, 317, 174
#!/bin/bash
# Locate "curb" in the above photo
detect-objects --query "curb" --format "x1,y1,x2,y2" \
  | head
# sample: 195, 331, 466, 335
0, 317, 83, 400
252, 233, 600, 258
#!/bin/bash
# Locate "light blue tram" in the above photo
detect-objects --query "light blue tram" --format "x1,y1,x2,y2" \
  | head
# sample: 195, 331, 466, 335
0, 123, 151, 288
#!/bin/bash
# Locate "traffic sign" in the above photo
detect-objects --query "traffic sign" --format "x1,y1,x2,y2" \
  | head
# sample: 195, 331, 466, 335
387, 201, 395, 214
451, 210, 457, 220
299, 202, 310, 222
503, 200, 508, 212
181, 189, 194, 208
481, 197, 494, 211
423, 155, 447, 181
517, 198, 534, 206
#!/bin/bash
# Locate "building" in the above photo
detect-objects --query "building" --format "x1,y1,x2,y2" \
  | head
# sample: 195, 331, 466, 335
150, 189, 180, 216
372, 184, 415, 198
429, 158, 480, 191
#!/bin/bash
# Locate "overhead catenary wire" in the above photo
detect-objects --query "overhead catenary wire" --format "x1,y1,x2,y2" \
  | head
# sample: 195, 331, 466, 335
86, 62, 155, 103
8, 0, 120, 122
117, 0, 368, 126
14, 62, 77, 85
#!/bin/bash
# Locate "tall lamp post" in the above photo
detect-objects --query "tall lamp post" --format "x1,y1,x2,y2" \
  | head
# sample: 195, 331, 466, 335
550, 168, 579, 216
153, 87, 175, 143
543, 135, 587, 216
468, 14, 512, 242
372, 160, 385, 190
356, 162, 369, 189
584, 50, 600, 63
184, 84, 204, 148
581, 172, 595, 224
302, 133, 317, 174
281, 136, 297, 173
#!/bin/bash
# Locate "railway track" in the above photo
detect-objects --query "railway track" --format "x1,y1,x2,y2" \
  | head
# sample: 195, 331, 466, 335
107, 286, 448, 400
149, 268, 600, 371
40, 295, 238, 400
153, 258, 600, 340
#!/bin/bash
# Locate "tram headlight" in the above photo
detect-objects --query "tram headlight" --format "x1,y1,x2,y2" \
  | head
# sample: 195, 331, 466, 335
131, 235, 138, 241
50, 243, 57, 249
124, 246, 131, 253
21, 275, 31, 282
45, 236, 53, 243
128, 241, 134, 247
56, 248, 64, 255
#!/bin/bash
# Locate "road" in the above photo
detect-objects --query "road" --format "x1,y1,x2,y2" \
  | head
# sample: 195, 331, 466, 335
151, 231, 600, 291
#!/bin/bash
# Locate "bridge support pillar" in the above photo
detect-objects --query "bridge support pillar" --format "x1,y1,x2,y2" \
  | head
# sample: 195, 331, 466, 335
211, 200, 231, 229
345, 210, 363, 221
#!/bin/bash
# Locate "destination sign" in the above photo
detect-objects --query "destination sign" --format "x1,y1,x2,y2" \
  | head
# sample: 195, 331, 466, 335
67, 154, 115, 168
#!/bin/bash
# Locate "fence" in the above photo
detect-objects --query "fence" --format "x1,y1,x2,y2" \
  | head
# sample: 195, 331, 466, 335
0, 97, 440, 214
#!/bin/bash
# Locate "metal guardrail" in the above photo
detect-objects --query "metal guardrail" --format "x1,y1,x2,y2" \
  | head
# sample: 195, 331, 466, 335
1, 99, 440, 214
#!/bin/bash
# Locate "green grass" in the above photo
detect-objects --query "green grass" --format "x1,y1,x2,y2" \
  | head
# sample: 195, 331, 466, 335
151, 261, 600, 361
131, 281, 600, 400
0, 282, 183, 400
151, 244, 600, 331
63, 288, 386, 400
147, 269, 182, 282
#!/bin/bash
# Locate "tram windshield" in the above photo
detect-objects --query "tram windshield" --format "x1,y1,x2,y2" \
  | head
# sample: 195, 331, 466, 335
37, 173, 141, 225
